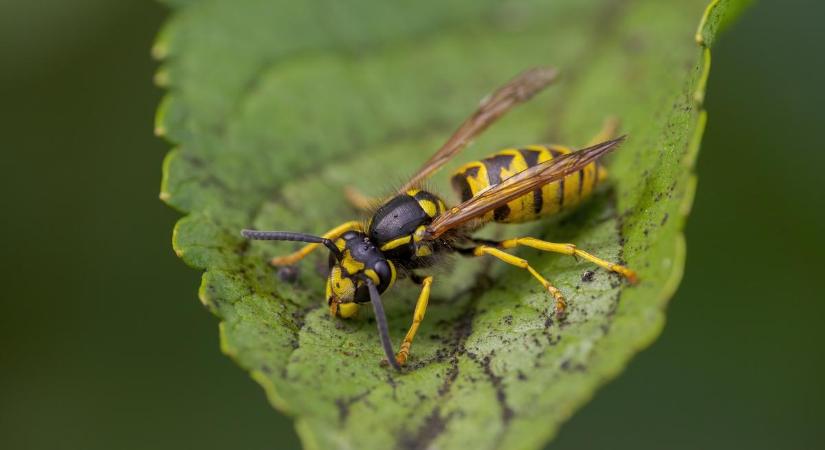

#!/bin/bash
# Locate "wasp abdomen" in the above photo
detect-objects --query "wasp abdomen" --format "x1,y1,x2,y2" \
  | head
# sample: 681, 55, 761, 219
450, 145, 606, 224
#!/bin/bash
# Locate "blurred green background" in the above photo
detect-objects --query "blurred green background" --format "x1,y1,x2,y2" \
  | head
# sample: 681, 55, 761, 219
1, 1, 822, 449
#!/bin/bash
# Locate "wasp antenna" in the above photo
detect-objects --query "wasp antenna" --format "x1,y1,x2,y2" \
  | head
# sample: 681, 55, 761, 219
363, 276, 401, 371
241, 229, 343, 261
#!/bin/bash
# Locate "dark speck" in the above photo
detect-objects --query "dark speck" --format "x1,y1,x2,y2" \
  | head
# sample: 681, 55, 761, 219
581, 270, 595, 282
278, 266, 300, 283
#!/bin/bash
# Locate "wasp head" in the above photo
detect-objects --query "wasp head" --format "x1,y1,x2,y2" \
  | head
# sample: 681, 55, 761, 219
326, 231, 396, 318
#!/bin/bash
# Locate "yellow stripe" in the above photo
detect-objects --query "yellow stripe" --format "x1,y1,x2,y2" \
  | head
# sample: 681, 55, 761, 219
544, 145, 578, 208
581, 162, 595, 198
341, 251, 365, 274
412, 225, 426, 242
461, 162, 489, 196
538, 146, 561, 215
455, 161, 494, 222
597, 164, 608, 183
563, 168, 581, 207
363, 269, 380, 285
388, 261, 396, 288
379, 235, 411, 251
418, 199, 438, 217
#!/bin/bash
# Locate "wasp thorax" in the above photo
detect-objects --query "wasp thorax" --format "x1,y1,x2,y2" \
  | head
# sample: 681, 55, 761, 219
368, 190, 447, 260
325, 231, 396, 317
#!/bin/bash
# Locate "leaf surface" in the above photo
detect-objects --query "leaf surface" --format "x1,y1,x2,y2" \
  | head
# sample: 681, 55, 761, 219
157, 1, 742, 448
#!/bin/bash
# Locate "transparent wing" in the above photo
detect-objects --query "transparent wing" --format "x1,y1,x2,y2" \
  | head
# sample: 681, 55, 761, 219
398, 67, 559, 193
424, 136, 626, 239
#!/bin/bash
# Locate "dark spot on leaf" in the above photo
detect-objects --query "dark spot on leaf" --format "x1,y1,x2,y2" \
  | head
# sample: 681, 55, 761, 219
581, 270, 595, 282
335, 389, 373, 424
290, 305, 315, 330
479, 354, 514, 424
543, 314, 555, 330
278, 265, 300, 283
561, 359, 588, 372
399, 408, 451, 450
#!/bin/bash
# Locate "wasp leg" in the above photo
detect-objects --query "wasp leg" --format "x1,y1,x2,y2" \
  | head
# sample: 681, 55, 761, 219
498, 237, 638, 284
395, 275, 433, 366
344, 186, 383, 211
471, 246, 567, 317
270, 221, 362, 266
587, 116, 621, 146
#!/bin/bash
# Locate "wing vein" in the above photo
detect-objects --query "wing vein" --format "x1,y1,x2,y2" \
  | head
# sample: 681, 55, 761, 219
424, 136, 627, 239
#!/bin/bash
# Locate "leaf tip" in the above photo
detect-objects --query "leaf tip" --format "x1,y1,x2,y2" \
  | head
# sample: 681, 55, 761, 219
154, 68, 170, 88
151, 40, 169, 60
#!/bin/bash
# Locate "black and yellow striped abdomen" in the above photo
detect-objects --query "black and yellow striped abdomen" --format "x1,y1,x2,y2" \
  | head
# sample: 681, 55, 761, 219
450, 145, 607, 224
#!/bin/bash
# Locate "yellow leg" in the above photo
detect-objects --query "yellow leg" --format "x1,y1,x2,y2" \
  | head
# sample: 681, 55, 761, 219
270, 221, 362, 266
473, 246, 568, 317
587, 116, 621, 146
499, 237, 638, 284
344, 186, 383, 211
395, 276, 433, 366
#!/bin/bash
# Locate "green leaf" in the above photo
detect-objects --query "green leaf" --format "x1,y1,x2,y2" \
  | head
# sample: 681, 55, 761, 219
157, 1, 743, 448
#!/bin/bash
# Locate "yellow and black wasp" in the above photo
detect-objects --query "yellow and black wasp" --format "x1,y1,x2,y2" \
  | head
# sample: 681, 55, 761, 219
242, 67, 637, 370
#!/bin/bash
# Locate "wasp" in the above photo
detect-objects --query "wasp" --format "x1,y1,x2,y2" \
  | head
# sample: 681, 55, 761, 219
243, 67, 637, 370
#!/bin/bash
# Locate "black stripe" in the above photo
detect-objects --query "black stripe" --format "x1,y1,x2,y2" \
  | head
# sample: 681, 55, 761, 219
464, 166, 480, 178
532, 189, 543, 215
451, 167, 479, 202
494, 204, 511, 221
413, 190, 438, 203
482, 154, 515, 185
519, 149, 543, 214
558, 176, 565, 209
577, 168, 585, 199
484, 154, 516, 221
548, 148, 566, 209
518, 148, 541, 167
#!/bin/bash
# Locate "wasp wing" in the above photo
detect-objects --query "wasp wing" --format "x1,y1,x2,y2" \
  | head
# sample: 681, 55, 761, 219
424, 136, 626, 239
398, 67, 559, 193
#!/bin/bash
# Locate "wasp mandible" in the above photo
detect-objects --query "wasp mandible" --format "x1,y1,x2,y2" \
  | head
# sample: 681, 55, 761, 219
243, 67, 637, 370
